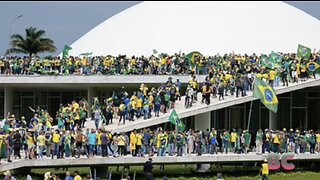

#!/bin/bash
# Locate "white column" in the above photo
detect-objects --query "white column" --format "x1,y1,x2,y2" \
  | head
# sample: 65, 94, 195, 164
4, 86, 13, 116
195, 112, 211, 131
87, 87, 98, 117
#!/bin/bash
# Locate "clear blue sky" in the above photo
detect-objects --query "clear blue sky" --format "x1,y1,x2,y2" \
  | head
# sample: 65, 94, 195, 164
0, 1, 319, 57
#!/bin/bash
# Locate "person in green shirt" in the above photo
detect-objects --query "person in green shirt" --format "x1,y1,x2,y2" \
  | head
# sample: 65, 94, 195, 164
64, 131, 72, 157
243, 130, 251, 154
222, 130, 230, 154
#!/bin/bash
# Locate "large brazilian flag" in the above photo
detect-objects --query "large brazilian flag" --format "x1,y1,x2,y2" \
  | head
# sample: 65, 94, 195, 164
185, 51, 202, 67
259, 54, 273, 69
253, 77, 278, 113
168, 109, 185, 132
269, 51, 282, 67
297, 44, 311, 60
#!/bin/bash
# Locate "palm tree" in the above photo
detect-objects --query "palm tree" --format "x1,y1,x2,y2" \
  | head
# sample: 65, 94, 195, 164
6, 26, 56, 59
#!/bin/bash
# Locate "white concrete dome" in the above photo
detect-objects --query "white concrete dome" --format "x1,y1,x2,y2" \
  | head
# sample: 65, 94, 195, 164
69, 1, 320, 57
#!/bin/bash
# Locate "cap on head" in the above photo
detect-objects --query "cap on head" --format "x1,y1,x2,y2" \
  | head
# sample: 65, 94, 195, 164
264, 159, 268, 162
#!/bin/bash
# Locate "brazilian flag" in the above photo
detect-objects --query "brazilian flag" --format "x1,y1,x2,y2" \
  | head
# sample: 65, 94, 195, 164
253, 77, 278, 113
297, 44, 311, 60
307, 62, 320, 74
269, 51, 282, 67
185, 51, 202, 67
62, 44, 72, 59
168, 109, 185, 132
259, 54, 273, 69
307, 62, 320, 71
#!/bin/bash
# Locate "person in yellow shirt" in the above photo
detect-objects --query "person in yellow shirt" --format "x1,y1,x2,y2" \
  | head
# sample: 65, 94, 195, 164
119, 103, 126, 125
27, 131, 36, 159
230, 129, 237, 153
269, 69, 276, 87
136, 97, 143, 118
273, 132, 280, 153
117, 133, 125, 157
72, 101, 80, 112
37, 131, 46, 158
52, 130, 61, 159
136, 131, 143, 157
156, 132, 162, 156
130, 130, 137, 156
261, 159, 269, 180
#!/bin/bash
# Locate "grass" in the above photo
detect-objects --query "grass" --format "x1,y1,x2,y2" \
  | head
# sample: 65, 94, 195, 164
4, 164, 320, 179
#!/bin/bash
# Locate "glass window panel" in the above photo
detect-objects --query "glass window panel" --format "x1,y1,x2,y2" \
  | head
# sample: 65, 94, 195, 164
292, 92, 306, 107
292, 108, 306, 130
0, 97, 4, 119
61, 92, 74, 105
48, 98, 61, 119
21, 97, 34, 122
276, 98, 290, 129
278, 92, 290, 98
308, 99, 320, 130
35, 92, 47, 106
49, 92, 61, 97
230, 107, 244, 129
308, 92, 320, 98
13, 92, 20, 105
260, 107, 269, 129
22, 91, 34, 97
248, 100, 260, 130
216, 109, 227, 129
13, 107, 20, 121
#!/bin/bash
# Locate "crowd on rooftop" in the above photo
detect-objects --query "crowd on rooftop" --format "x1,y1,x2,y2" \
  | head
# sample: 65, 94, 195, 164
1, 49, 320, 164
0, 50, 319, 76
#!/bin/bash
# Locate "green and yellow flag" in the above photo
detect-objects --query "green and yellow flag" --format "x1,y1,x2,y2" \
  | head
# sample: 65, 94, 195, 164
185, 51, 202, 66
62, 44, 72, 59
168, 109, 185, 131
253, 77, 278, 113
269, 51, 282, 67
297, 44, 311, 60
259, 54, 273, 69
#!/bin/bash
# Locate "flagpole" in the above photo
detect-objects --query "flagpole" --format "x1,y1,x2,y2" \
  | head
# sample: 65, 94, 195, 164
247, 100, 253, 131
247, 77, 256, 131
164, 122, 168, 131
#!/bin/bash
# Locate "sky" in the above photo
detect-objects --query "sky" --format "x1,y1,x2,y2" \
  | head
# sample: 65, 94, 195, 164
0, 1, 319, 57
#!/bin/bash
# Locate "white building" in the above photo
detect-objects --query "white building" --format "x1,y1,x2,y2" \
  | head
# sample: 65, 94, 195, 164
69, 1, 320, 56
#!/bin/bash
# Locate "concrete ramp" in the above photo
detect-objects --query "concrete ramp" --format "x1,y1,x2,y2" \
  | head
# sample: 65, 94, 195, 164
84, 78, 320, 132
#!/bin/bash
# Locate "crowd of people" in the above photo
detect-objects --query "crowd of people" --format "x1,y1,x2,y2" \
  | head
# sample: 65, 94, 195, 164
0, 50, 319, 77
1, 124, 320, 164
0, 49, 320, 165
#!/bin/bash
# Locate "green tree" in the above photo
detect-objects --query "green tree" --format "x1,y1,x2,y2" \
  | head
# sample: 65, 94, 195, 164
6, 26, 56, 59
